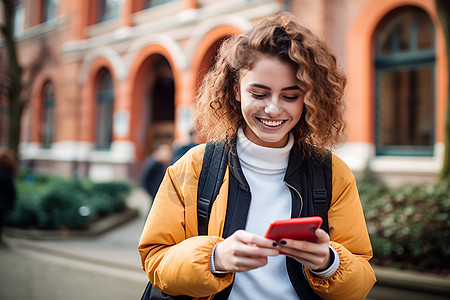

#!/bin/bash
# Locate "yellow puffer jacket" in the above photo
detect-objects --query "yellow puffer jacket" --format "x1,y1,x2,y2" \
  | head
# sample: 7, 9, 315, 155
138, 144, 376, 299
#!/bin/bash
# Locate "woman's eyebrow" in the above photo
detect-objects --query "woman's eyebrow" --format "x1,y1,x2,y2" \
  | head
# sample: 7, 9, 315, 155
249, 83, 300, 91
281, 86, 301, 91
249, 83, 270, 90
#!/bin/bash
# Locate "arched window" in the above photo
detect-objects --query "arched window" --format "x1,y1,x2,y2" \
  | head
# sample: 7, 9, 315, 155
41, 81, 54, 148
374, 7, 435, 156
95, 68, 114, 150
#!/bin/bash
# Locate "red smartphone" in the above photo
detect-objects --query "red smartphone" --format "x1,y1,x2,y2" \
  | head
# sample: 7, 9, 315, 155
264, 216, 323, 241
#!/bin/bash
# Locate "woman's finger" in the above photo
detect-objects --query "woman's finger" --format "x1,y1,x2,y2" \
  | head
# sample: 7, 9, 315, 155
276, 229, 331, 270
234, 230, 279, 249
214, 230, 279, 272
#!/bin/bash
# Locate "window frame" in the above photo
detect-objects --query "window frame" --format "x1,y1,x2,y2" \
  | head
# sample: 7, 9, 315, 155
374, 6, 436, 157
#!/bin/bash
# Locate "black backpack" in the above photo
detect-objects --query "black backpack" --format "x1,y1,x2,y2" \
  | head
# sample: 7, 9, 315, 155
140, 140, 332, 300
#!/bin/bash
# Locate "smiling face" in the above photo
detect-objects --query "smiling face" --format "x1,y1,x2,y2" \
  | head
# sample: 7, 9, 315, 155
236, 56, 304, 148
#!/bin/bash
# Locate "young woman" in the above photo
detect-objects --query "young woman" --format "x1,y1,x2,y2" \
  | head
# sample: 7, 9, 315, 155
138, 13, 376, 300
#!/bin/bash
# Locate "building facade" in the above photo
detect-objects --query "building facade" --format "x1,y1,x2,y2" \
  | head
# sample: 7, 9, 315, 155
0, 0, 447, 184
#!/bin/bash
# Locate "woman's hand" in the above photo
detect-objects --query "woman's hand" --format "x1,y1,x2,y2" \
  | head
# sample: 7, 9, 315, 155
214, 230, 279, 273
277, 228, 331, 271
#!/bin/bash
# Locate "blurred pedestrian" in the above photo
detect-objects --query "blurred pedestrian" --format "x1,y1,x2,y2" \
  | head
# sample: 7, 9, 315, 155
0, 147, 17, 245
170, 128, 198, 164
140, 143, 172, 200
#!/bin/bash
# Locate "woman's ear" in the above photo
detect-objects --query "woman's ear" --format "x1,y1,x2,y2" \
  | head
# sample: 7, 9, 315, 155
234, 84, 241, 102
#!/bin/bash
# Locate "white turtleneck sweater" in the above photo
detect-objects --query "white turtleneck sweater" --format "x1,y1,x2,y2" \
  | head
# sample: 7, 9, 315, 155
228, 129, 299, 300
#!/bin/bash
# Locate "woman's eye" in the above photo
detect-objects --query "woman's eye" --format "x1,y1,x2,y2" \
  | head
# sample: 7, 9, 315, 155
250, 92, 267, 99
284, 95, 299, 101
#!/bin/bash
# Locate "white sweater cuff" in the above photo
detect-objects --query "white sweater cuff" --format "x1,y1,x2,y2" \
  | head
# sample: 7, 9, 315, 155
209, 243, 229, 274
309, 246, 340, 278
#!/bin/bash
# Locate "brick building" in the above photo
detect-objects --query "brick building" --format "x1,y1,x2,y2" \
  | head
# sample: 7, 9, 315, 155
0, 0, 447, 184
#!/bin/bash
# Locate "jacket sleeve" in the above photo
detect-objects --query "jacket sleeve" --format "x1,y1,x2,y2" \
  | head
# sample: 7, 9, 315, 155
138, 145, 234, 298
305, 155, 376, 300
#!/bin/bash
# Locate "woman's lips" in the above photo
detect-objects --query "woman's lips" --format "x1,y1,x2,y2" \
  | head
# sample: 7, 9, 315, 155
258, 118, 285, 127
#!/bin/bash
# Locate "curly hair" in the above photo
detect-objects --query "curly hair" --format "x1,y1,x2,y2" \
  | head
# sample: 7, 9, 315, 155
194, 13, 347, 152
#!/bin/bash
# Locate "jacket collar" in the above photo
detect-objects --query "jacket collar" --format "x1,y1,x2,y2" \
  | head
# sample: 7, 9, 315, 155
227, 136, 305, 189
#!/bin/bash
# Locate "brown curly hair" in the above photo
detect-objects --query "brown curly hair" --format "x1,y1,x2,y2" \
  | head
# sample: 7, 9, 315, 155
194, 13, 347, 152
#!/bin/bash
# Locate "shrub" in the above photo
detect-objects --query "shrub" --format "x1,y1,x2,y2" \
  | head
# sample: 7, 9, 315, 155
6, 193, 45, 228
358, 175, 450, 275
88, 181, 131, 213
40, 180, 93, 229
5, 172, 132, 230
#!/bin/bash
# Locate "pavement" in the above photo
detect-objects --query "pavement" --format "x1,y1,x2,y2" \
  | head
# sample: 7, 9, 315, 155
2, 188, 450, 300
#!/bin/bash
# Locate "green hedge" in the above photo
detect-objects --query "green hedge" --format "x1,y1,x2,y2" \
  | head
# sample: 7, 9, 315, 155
5, 171, 132, 230
358, 172, 450, 275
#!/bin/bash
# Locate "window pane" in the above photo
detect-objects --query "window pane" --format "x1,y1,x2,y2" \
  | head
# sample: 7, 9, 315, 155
95, 69, 114, 149
42, 0, 57, 23
96, 0, 119, 23
145, 0, 176, 9
377, 68, 433, 154
96, 100, 113, 149
417, 13, 434, 50
42, 82, 54, 148
13, 1, 24, 37
397, 21, 411, 52
42, 105, 54, 148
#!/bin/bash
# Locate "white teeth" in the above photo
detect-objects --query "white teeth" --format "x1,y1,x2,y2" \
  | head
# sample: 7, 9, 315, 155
260, 119, 283, 127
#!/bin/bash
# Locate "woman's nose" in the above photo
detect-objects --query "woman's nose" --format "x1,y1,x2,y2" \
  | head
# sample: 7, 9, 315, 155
264, 100, 282, 115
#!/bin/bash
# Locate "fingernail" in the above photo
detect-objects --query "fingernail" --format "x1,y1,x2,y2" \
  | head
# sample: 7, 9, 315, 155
272, 242, 277, 247
280, 240, 287, 245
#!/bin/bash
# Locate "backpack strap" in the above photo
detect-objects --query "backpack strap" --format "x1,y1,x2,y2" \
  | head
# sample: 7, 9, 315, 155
310, 152, 332, 233
197, 140, 228, 236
